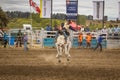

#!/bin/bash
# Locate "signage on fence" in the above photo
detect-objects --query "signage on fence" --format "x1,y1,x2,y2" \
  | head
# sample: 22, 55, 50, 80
43, 38, 55, 47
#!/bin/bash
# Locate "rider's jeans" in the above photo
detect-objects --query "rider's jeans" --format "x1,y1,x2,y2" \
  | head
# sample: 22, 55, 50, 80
55, 30, 67, 40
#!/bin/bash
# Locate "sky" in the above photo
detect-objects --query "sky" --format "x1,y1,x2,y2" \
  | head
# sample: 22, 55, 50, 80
0, 0, 120, 20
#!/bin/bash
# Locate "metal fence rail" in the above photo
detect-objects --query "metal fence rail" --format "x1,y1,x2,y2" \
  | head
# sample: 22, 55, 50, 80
2, 29, 120, 49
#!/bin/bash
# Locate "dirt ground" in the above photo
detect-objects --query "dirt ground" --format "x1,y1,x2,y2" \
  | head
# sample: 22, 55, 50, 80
0, 47, 120, 80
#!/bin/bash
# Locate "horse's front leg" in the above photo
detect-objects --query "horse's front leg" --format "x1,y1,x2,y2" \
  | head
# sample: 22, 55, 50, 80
59, 45, 63, 57
64, 44, 70, 56
55, 43, 62, 63
55, 43, 60, 58
67, 42, 72, 57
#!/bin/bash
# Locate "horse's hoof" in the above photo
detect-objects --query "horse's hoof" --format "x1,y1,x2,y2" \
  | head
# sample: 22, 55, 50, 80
67, 58, 69, 61
58, 60, 61, 63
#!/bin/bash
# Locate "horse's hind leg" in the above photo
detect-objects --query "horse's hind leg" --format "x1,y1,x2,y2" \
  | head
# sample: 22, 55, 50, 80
64, 53, 70, 61
65, 44, 71, 61
56, 54, 61, 63
58, 46, 64, 63
64, 52, 70, 62
55, 43, 60, 58
56, 51, 61, 63
58, 57, 61, 63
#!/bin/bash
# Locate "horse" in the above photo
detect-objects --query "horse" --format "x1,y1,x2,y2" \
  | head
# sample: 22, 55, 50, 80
55, 34, 71, 63
55, 20, 78, 63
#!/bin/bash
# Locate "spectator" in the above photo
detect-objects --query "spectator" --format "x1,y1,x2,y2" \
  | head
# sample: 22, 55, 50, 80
86, 33, 92, 48
101, 26, 108, 33
3, 32, 8, 48
113, 25, 119, 39
97, 28, 102, 36
77, 24, 81, 31
113, 25, 119, 33
45, 24, 52, 38
107, 25, 113, 38
23, 32, 28, 51
16, 29, 22, 47
107, 25, 113, 34
46, 24, 52, 31
84, 25, 90, 32
78, 32, 83, 48
94, 34, 103, 52
81, 25, 85, 32
118, 26, 120, 32
53, 24, 58, 31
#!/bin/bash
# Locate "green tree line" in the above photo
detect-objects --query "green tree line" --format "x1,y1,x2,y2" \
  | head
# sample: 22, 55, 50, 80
0, 7, 87, 29
0, 7, 9, 29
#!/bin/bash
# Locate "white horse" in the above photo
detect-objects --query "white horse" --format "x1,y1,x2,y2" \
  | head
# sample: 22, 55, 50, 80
55, 20, 77, 63
55, 34, 71, 63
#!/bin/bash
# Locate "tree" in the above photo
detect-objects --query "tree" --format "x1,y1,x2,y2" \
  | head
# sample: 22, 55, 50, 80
77, 15, 86, 25
0, 7, 9, 29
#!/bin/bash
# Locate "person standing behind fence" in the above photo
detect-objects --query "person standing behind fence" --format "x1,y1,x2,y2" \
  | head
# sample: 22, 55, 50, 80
81, 25, 85, 32
3, 32, 8, 48
23, 32, 28, 51
45, 24, 52, 38
94, 34, 103, 52
113, 25, 119, 39
16, 29, 22, 47
84, 25, 90, 32
53, 24, 58, 31
86, 33, 92, 48
107, 25, 113, 34
46, 24, 52, 31
78, 32, 83, 48
113, 25, 119, 33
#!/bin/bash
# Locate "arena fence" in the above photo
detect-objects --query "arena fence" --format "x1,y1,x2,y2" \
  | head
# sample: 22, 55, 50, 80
2, 29, 120, 49
42, 30, 107, 48
0, 30, 4, 37
107, 33, 120, 49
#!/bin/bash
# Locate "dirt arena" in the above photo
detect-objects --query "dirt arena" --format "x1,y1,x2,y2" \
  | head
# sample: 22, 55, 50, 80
0, 47, 120, 80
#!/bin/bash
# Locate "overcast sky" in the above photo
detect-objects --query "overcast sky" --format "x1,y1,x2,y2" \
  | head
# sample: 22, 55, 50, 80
0, 0, 120, 20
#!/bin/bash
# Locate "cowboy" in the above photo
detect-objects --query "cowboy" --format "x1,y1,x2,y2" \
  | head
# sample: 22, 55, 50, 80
54, 23, 68, 43
55, 20, 77, 43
